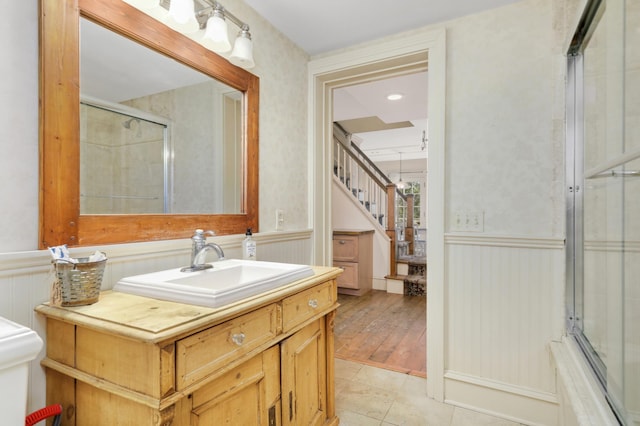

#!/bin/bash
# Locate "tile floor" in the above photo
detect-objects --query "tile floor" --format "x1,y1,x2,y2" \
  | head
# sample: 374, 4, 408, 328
334, 358, 525, 426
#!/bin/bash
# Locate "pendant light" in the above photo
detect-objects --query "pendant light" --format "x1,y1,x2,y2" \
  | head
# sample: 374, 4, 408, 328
397, 152, 406, 189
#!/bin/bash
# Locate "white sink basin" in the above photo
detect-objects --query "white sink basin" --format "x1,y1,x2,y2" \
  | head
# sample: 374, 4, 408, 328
113, 259, 315, 308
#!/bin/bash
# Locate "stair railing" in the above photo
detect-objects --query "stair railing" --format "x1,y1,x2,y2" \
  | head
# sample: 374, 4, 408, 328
333, 123, 412, 277
333, 135, 388, 228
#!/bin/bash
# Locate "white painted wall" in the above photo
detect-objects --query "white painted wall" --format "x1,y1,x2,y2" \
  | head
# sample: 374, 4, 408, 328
0, 2, 39, 251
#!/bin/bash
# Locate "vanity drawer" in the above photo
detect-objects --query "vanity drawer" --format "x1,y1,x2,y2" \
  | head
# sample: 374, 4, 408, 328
282, 280, 336, 333
333, 261, 358, 289
333, 235, 358, 262
176, 303, 280, 390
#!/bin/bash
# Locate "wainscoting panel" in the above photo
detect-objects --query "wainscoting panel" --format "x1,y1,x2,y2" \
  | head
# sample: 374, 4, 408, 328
0, 230, 313, 415
444, 234, 565, 424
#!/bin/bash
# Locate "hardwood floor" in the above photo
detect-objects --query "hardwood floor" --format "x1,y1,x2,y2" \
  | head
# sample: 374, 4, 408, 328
334, 290, 426, 377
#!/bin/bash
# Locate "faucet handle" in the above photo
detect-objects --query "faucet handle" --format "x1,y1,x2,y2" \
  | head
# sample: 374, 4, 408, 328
194, 229, 215, 239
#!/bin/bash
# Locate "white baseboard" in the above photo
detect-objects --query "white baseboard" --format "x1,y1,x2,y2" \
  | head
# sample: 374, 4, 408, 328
386, 278, 404, 294
372, 278, 387, 291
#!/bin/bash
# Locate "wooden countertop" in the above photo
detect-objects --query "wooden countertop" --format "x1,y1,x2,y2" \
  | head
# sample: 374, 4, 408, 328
332, 229, 375, 235
36, 265, 341, 344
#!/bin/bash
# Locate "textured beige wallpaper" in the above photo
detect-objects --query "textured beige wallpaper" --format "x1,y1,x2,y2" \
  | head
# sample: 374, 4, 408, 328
222, 0, 311, 232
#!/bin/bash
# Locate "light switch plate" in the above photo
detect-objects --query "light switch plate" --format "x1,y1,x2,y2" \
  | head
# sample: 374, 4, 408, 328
276, 209, 284, 231
452, 210, 484, 232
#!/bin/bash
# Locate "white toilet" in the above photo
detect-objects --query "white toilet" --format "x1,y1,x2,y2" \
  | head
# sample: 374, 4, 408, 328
0, 316, 43, 425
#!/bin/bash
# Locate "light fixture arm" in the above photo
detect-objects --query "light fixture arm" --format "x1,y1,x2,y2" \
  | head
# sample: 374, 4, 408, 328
152, 0, 255, 68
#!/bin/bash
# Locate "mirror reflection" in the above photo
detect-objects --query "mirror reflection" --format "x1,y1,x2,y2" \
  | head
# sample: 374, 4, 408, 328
80, 18, 243, 215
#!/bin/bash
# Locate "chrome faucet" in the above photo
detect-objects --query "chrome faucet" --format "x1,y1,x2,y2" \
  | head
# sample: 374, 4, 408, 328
181, 229, 225, 272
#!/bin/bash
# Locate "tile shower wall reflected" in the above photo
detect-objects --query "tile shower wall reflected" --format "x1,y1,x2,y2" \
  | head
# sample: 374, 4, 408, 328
80, 103, 167, 214
80, 80, 243, 215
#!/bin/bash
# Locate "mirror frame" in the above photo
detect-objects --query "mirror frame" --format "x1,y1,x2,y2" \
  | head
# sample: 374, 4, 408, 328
39, 0, 259, 248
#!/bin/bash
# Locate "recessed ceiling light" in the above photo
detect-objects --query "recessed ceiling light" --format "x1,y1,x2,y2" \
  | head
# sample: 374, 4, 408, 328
387, 93, 403, 101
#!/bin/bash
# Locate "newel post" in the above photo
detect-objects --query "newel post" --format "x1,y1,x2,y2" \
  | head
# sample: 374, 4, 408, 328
386, 184, 397, 276
405, 194, 414, 254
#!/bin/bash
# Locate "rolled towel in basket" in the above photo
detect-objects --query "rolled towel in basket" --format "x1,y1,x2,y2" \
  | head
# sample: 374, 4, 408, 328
48, 244, 75, 263
48, 246, 106, 264
86, 250, 107, 262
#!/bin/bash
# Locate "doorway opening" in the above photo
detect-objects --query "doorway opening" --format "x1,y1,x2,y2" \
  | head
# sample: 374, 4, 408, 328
308, 27, 446, 399
330, 70, 429, 376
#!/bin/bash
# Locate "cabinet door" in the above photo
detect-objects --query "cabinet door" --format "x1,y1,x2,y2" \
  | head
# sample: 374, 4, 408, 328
186, 346, 281, 426
281, 318, 327, 426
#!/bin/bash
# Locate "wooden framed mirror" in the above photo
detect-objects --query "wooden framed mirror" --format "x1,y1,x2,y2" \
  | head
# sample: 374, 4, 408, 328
39, 0, 259, 248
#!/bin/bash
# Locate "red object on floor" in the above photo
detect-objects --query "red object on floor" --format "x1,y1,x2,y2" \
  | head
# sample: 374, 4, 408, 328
25, 404, 62, 426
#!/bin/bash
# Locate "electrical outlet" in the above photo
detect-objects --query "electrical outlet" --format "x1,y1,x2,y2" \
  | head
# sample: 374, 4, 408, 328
275, 209, 284, 231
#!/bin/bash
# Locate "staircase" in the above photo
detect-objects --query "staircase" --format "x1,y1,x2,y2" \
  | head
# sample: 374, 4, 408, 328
333, 124, 391, 229
333, 123, 423, 291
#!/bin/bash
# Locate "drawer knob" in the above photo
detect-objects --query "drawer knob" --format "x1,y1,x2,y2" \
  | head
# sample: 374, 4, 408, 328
231, 332, 246, 346
308, 299, 319, 309
339, 240, 346, 244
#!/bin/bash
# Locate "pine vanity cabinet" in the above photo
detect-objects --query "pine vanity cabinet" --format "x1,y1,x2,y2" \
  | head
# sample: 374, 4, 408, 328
36, 266, 341, 426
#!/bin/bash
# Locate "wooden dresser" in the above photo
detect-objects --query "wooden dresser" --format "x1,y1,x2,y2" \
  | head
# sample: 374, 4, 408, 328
36, 266, 342, 426
332, 229, 374, 296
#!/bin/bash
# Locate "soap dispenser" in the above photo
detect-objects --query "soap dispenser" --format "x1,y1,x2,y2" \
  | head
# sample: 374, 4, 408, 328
242, 228, 257, 260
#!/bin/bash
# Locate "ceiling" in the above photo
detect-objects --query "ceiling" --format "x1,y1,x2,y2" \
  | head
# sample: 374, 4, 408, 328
333, 72, 429, 164
244, 0, 523, 173
243, 0, 523, 56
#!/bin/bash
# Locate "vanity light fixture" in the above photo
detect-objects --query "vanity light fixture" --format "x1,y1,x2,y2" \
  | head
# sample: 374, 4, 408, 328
166, 0, 199, 33
201, 8, 232, 52
228, 26, 255, 68
125, 0, 255, 69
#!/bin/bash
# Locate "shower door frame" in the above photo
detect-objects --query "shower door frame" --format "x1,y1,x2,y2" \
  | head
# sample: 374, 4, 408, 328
565, 0, 638, 423
80, 95, 172, 214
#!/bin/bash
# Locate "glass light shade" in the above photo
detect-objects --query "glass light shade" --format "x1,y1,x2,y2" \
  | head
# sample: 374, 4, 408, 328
165, 0, 199, 34
229, 30, 255, 69
123, 0, 160, 9
201, 13, 231, 53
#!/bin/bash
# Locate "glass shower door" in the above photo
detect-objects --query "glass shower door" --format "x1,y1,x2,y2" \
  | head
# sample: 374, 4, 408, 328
568, 0, 640, 423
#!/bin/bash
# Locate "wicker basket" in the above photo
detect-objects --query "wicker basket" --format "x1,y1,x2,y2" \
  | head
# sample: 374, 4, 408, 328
52, 253, 107, 306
